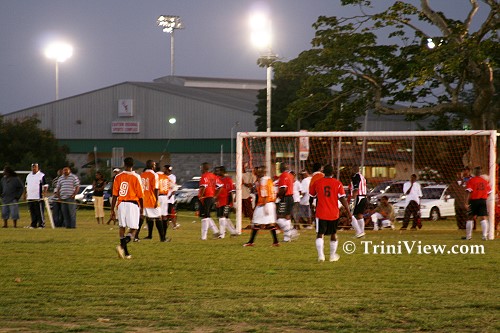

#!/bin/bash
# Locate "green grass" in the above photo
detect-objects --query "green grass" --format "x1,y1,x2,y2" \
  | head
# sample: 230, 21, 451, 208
0, 207, 498, 332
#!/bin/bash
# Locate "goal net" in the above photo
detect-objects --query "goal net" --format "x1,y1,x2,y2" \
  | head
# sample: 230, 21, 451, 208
235, 130, 497, 239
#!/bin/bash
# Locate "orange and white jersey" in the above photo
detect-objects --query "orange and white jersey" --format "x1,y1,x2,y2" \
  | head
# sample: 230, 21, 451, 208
112, 171, 144, 204
140, 169, 159, 208
256, 176, 276, 206
157, 171, 170, 196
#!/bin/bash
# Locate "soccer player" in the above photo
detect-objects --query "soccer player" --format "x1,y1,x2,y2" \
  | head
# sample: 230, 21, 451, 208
464, 166, 491, 240
310, 164, 352, 262
164, 165, 179, 229
243, 166, 279, 247
400, 174, 423, 230
157, 164, 171, 241
215, 166, 238, 238
276, 162, 299, 242
308, 162, 324, 222
110, 157, 144, 259
199, 162, 220, 240
350, 166, 368, 237
139, 160, 165, 241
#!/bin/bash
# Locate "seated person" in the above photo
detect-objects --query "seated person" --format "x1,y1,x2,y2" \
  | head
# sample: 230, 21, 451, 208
371, 196, 395, 230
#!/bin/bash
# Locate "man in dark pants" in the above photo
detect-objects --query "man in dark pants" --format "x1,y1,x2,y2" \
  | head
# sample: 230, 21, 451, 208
401, 174, 423, 230
25, 163, 48, 229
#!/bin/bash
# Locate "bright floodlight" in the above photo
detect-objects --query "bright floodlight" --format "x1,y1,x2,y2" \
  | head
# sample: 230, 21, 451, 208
157, 15, 183, 33
249, 13, 272, 50
168, 117, 176, 124
427, 38, 436, 49
45, 42, 73, 62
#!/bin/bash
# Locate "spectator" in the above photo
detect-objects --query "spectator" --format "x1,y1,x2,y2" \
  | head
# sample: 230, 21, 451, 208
241, 164, 256, 218
92, 171, 107, 224
298, 170, 313, 229
55, 167, 80, 228
371, 196, 395, 230
25, 163, 49, 229
447, 171, 469, 230
400, 174, 423, 230
51, 169, 64, 227
1, 166, 24, 228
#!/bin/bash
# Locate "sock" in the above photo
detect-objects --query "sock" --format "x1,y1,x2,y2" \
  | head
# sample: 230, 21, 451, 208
270, 228, 278, 243
155, 219, 165, 240
219, 218, 226, 237
316, 238, 324, 259
277, 218, 290, 241
120, 237, 129, 256
371, 214, 379, 230
201, 218, 209, 240
248, 227, 258, 243
480, 220, 488, 239
208, 218, 219, 234
162, 220, 169, 240
125, 234, 132, 243
330, 240, 338, 257
466, 220, 473, 239
351, 216, 361, 234
147, 219, 154, 238
357, 218, 365, 233
136, 217, 144, 238
225, 218, 237, 235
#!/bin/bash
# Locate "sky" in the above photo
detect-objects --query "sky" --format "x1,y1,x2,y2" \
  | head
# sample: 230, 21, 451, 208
0, 0, 489, 115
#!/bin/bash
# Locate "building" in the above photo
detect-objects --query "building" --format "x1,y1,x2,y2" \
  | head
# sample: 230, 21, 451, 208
3, 76, 265, 183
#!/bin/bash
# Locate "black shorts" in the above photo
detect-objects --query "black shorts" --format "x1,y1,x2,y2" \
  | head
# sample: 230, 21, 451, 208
353, 197, 368, 215
468, 199, 488, 217
199, 197, 215, 218
277, 195, 294, 216
216, 205, 231, 218
317, 219, 339, 236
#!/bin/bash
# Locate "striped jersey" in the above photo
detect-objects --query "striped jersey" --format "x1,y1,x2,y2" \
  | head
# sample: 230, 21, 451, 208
56, 174, 80, 199
351, 172, 367, 196
140, 169, 159, 208
112, 171, 144, 204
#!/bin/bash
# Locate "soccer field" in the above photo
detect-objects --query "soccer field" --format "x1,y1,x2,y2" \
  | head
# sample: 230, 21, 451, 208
0, 208, 498, 332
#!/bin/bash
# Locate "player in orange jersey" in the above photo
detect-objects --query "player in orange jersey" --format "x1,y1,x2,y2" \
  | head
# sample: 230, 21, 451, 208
157, 164, 172, 241
243, 166, 280, 247
138, 160, 165, 241
110, 157, 144, 259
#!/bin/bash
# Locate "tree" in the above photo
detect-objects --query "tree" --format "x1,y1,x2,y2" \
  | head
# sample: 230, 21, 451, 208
0, 116, 69, 178
264, 0, 498, 131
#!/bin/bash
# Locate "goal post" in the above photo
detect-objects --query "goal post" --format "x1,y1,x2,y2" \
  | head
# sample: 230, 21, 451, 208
235, 130, 497, 240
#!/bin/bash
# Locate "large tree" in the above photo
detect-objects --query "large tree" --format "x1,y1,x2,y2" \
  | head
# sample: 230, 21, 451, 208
265, 0, 498, 131
0, 116, 69, 178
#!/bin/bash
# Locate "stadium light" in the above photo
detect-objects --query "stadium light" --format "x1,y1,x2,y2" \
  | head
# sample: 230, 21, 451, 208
44, 42, 73, 100
157, 15, 184, 76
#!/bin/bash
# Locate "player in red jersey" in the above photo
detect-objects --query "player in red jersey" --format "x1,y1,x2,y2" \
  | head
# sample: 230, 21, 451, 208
199, 162, 220, 240
310, 164, 352, 262
464, 166, 492, 240
110, 157, 144, 259
215, 166, 238, 238
276, 162, 299, 242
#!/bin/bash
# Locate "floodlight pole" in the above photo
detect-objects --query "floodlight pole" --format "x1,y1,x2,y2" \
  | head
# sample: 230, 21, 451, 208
157, 15, 184, 76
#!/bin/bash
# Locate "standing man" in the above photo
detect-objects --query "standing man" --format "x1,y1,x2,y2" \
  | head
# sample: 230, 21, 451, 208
276, 162, 299, 242
310, 164, 352, 262
55, 167, 80, 228
165, 165, 179, 229
400, 174, 423, 230
447, 170, 469, 230
110, 157, 144, 259
241, 164, 256, 219
464, 166, 491, 240
139, 160, 165, 241
308, 162, 324, 219
25, 163, 49, 229
243, 166, 280, 247
199, 162, 220, 240
350, 167, 368, 237
1, 166, 24, 228
298, 170, 313, 229
215, 166, 238, 238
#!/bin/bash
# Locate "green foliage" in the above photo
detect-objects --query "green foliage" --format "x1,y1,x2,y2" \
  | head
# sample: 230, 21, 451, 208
255, 1, 499, 131
0, 116, 69, 178
0, 209, 499, 332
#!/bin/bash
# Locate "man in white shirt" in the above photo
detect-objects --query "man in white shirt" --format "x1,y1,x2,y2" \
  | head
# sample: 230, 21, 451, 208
401, 174, 423, 230
25, 163, 49, 228
298, 170, 313, 229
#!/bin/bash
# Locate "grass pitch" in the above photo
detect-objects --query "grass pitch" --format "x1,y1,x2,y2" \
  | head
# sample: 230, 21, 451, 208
0, 207, 498, 332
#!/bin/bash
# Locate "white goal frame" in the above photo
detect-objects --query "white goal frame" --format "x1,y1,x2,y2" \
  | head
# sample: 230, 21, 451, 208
235, 130, 497, 240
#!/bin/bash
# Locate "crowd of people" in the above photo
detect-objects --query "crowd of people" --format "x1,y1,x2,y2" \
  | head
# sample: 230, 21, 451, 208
0, 159, 494, 261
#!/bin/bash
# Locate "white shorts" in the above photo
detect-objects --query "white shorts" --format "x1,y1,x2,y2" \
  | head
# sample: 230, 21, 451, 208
117, 202, 140, 230
158, 196, 169, 216
252, 202, 276, 225
143, 207, 161, 218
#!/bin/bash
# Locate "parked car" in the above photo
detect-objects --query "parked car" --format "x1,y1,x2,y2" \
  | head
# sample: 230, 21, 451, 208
75, 185, 92, 207
369, 180, 435, 205
81, 182, 113, 207
393, 184, 454, 221
367, 180, 395, 203
175, 177, 200, 211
